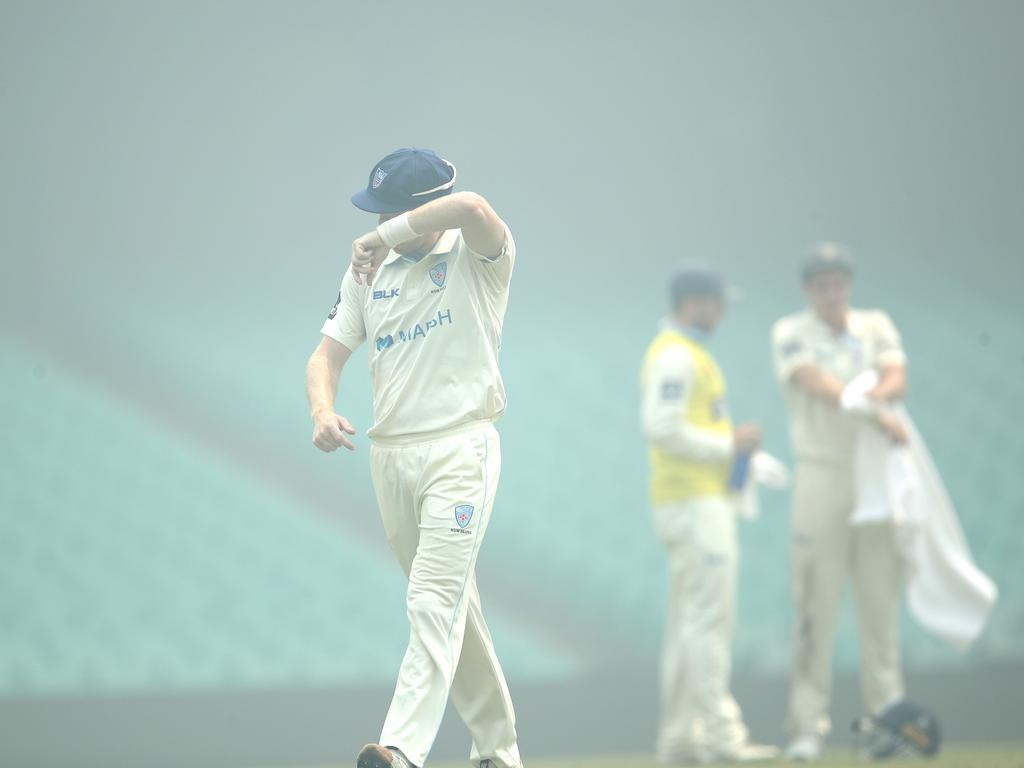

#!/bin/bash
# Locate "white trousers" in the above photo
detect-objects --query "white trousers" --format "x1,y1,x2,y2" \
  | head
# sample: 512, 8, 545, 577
786, 460, 904, 738
369, 423, 521, 768
653, 497, 749, 760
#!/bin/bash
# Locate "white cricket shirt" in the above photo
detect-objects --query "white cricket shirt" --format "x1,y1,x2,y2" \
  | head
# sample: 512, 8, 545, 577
321, 225, 515, 441
772, 308, 906, 464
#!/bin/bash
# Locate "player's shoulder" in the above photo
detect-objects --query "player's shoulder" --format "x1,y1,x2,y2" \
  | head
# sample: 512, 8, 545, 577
645, 329, 696, 369
772, 310, 812, 341
850, 307, 897, 329
341, 263, 369, 294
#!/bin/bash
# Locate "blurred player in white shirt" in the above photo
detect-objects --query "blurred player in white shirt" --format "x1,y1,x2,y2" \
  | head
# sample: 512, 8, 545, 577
771, 244, 909, 762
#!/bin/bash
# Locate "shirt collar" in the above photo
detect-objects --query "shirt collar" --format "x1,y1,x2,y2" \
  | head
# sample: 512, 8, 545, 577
661, 317, 712, 346
381, 229, 460, 267
808, 308, 855, 339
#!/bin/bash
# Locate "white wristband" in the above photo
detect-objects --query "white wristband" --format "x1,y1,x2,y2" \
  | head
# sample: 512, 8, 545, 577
376, 213, 419, 249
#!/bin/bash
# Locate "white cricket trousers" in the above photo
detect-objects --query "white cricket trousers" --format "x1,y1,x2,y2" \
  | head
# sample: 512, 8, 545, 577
369, 421, 521, 768
787, 460, 904, 738
653, 496, 748, 760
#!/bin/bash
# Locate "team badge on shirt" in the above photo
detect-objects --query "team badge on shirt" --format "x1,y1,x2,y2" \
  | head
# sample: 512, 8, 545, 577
454, 504, 474, 529
429, 261, 448, 288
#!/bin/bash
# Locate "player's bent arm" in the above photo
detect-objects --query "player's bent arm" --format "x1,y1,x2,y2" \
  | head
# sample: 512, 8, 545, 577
867, 363, 908, 402
355, 192, 508, 284
306, 336, 357, 452
646, 419, 736, 463
789, 364, 845, 407
641, 352, 735, 463
407, 191, 506, 258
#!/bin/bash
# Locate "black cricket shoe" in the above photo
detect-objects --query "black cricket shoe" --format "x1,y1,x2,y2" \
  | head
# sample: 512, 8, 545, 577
357, 744, 415, 768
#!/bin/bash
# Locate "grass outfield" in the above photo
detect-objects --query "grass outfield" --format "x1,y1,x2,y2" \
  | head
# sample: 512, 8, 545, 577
429, 745, 1024, 768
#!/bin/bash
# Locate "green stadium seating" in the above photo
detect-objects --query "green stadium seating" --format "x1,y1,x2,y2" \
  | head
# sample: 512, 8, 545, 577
0, 339, 576, 696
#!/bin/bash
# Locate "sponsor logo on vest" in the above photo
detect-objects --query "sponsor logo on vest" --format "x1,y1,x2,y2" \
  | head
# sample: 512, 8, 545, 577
711, 398, 729, 421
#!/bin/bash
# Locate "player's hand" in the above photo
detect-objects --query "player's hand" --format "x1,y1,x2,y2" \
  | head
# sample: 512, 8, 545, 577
875, 410, 908, 445
733, 422, 763, 454
351, 230, 389, 286
312, 409, 357, 452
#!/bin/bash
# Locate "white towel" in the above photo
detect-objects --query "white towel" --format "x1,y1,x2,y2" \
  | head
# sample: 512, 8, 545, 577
843, 371, 998, 650
736, 451, 791, 521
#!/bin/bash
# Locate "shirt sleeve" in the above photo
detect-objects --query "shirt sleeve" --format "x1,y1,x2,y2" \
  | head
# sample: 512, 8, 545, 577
462, 222, 515, 293
641, 344, 734, 462
772, 318, 815, 384
319, 266, 366, 351
873, 310, 907, 368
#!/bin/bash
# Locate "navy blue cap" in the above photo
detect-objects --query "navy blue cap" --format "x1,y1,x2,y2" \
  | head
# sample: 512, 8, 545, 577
670, 264, 726, 309
352, 148, 457, 214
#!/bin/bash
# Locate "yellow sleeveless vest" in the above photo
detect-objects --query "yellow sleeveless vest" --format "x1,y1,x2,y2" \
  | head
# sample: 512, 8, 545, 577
643, 329, 732, 504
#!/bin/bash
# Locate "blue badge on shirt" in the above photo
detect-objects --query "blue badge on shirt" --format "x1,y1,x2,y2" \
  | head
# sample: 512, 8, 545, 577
430, 261, 448, 288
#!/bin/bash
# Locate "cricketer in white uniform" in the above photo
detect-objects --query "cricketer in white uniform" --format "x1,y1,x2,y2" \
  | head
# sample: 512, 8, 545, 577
772, 244, 910, 763
641, 266, 778, 765
305, 148, 521, 768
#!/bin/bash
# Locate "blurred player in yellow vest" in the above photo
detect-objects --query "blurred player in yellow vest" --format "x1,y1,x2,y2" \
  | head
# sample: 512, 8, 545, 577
641, 265, 778, 765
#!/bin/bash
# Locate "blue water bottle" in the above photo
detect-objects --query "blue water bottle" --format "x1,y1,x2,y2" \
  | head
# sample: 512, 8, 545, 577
729, 451, 752, 491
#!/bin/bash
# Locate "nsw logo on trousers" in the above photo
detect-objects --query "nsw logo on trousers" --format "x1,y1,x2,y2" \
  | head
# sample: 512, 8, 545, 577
454, 504, 474, 529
